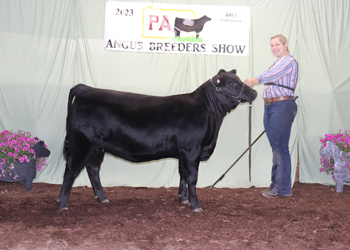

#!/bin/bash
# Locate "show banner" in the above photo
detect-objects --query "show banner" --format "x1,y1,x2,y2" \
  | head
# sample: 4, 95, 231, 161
104, 1, 251, 56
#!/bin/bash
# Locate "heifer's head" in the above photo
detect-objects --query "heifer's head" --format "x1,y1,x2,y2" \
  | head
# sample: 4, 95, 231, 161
210, 69, 257, 112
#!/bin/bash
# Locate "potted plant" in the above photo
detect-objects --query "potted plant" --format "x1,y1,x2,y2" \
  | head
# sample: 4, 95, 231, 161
319, 130, 350, 192
0, 130, 50, 190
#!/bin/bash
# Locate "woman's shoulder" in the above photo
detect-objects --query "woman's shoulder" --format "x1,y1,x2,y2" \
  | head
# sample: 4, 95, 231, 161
282, 55, 298, 66
287, 54, 297, 62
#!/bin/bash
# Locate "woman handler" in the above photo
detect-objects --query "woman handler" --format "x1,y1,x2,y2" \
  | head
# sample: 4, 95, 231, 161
244, 34, 298, 198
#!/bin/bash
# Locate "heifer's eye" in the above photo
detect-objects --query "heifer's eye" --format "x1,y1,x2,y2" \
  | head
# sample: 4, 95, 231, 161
229, 82, 233, 86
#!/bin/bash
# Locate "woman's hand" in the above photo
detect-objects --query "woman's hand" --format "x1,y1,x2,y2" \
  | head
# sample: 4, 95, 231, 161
244, 77, 259, 88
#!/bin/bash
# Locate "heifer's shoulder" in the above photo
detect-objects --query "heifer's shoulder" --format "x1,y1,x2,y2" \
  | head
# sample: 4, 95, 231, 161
190, 81, 226, 160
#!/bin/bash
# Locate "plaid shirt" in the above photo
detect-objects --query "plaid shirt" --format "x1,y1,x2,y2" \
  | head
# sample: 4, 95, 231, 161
256, 55, 298, 99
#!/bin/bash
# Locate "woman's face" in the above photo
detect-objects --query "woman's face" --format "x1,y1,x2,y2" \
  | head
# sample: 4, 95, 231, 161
270, 38, 288, 59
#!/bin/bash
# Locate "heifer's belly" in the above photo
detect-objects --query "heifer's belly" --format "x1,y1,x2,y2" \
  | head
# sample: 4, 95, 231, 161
75, 104, 209, 163
105, 132, 179, 162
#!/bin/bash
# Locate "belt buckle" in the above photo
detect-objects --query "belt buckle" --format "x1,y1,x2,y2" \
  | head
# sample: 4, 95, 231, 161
264, 97, 270, 105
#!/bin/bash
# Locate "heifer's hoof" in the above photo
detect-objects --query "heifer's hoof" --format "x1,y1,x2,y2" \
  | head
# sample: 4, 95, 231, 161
192, 207, 204, 213
101, 199, 110, 203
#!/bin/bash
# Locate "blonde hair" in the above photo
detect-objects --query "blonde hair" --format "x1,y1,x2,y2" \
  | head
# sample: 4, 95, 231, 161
271, 34, 290, 53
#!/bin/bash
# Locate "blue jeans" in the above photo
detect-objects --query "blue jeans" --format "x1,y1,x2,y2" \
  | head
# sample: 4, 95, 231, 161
264, 99, 297, 196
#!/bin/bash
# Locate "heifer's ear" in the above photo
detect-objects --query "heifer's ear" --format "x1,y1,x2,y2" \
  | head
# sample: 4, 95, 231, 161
230, 69, 237, 74
211, 74, 221, 85
217, 69, 226, 74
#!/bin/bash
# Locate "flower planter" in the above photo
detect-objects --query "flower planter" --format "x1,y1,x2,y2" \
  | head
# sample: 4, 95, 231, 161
0, 140, 50, 191
0, 160, 37, 191
319, 140, 350, 193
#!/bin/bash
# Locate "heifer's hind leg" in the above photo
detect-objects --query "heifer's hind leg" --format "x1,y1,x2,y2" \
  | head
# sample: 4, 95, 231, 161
86, 149, 108, 203
58, 160, 85, 210
58, 133, 90, 210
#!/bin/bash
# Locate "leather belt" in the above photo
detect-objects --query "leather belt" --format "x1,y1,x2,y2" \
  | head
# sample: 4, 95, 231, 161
264, 96, 294, 105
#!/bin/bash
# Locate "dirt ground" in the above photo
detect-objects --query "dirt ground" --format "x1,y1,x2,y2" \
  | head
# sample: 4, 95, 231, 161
1, 179, 350, 250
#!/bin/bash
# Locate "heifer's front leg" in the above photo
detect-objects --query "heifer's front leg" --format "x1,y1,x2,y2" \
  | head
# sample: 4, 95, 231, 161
187, 169, 202, 212
178, 177, 189, 204
179, 156, 202, 212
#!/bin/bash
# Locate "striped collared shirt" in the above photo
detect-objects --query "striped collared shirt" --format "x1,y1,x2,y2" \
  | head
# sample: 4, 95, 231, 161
256, 55, 298, 99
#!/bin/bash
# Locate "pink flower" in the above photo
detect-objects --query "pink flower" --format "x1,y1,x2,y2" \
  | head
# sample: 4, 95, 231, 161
2, 130, 9, 135
8, 152, 12, 157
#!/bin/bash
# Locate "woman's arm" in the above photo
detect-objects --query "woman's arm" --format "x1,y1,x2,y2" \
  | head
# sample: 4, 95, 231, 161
257, 56, 296, 84
244, 77, 259, 87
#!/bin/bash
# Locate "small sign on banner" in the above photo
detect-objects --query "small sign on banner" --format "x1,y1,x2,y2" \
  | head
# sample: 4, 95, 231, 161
104, 1, 251, 56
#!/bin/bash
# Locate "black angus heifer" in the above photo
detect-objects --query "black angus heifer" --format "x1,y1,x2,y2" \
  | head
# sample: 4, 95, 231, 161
58, 69, 257, 212
174, 15, 211, 39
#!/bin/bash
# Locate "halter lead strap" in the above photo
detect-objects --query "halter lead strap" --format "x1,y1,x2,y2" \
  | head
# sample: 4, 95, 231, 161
264, 82, 295, 91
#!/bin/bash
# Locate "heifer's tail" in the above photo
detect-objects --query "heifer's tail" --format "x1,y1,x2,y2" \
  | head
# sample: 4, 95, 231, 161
63, 84, 89, 161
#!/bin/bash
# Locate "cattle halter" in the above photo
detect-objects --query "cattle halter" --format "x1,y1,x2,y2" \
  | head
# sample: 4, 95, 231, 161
210, 78, 246, 102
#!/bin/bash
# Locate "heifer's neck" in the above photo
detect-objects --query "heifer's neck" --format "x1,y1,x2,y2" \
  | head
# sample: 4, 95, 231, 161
198, 81, 239, 117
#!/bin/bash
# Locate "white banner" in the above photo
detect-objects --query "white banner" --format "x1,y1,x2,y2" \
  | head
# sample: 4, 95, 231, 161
104, 1, 251, 56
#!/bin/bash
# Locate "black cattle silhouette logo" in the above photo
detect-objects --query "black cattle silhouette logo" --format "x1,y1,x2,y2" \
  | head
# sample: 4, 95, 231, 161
173, 15, 211, 39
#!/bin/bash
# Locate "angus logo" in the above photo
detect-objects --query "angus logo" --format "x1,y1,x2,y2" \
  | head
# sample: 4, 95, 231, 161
104, 2, 251, 56
173, 15, 211, 40
142, 6, 211, 42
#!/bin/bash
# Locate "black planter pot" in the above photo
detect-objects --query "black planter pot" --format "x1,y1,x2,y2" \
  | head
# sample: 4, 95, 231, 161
0, 160, 37, 191
0, 141, 50, 191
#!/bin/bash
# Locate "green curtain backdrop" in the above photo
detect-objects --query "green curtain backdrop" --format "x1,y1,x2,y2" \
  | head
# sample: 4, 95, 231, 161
0, 0, 349, 188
